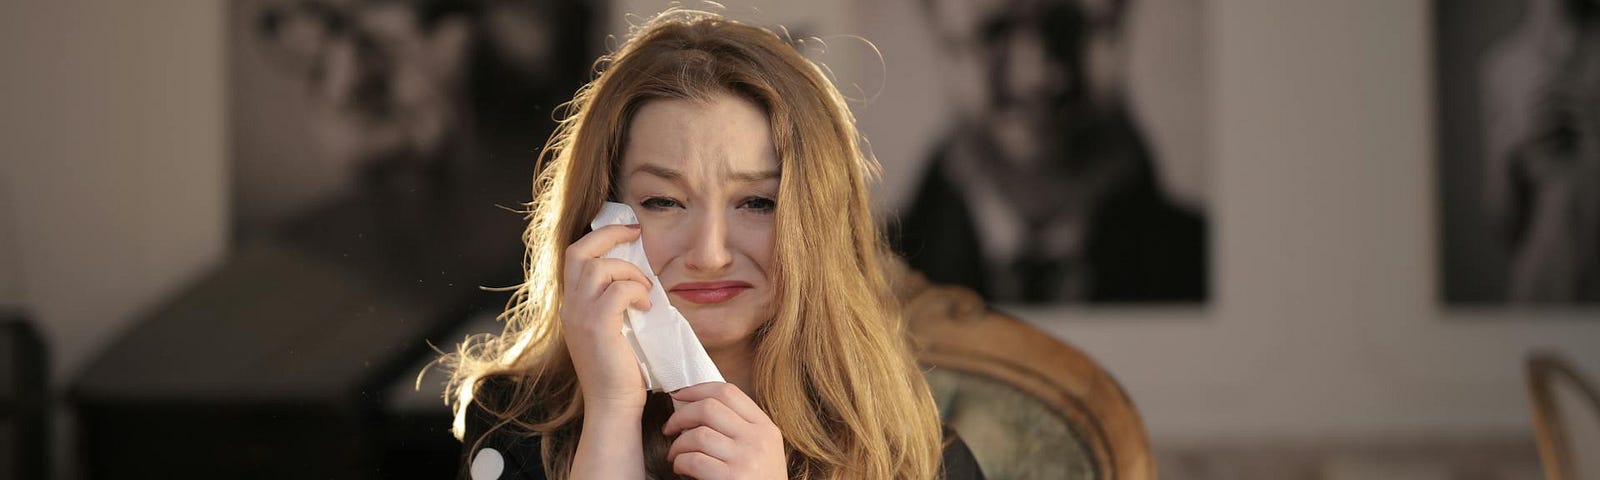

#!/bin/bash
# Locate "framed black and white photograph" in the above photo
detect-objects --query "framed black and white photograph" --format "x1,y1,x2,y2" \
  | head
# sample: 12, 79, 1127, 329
230, 0, 596, 241
1438, 0, 1600, 304
864, 0, 1211, 305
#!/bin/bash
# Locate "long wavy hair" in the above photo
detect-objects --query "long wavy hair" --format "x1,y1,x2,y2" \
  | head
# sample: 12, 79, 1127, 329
438, 8, 943, 479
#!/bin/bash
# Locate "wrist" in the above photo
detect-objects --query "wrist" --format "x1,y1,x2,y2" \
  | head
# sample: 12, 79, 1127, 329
583, 395, 647, 420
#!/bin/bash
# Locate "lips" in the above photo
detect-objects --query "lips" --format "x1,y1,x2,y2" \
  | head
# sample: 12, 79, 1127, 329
668, 281, 753, 305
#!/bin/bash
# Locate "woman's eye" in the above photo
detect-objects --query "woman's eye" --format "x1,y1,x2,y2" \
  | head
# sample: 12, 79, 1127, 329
640, 197, 681, 210
740, 196, 777, 213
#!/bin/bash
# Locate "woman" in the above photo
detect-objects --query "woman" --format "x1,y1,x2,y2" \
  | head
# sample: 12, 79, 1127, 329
441, 9, 984, 479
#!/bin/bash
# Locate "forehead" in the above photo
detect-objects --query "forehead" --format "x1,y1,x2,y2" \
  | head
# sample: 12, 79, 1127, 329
620, 94, 778, 183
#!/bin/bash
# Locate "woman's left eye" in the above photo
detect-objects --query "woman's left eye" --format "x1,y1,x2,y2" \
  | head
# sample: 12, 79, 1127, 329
740, 196, 777, 213
640, 197, 682, 210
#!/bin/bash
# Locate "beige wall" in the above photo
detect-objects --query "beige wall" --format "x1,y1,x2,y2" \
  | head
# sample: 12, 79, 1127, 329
0, 0, 226, 385
1, 0, 1596, 450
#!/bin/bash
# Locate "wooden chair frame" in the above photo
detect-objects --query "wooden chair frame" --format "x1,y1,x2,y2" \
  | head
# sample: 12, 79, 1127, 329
1527, 351, 1600, 480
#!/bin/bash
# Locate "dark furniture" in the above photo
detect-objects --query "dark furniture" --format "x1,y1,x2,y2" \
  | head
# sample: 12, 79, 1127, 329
70, 165, 530, 479
2, 314, 49, 480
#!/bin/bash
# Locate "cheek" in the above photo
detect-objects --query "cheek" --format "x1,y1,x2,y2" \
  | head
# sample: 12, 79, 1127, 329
636, 221, 683, 275
734, 221, 776, 276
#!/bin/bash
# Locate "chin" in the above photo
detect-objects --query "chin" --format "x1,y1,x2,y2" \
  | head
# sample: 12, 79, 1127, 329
680, 306, 763, 353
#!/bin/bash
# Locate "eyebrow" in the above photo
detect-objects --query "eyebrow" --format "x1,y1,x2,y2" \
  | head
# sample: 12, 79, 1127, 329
628, 163, 780, 184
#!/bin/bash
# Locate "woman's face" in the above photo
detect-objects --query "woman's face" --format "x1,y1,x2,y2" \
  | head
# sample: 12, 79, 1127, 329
616, 93, 779, 355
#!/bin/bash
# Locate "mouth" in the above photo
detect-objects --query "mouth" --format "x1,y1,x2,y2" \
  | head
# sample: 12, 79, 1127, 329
668, 281, 753, 305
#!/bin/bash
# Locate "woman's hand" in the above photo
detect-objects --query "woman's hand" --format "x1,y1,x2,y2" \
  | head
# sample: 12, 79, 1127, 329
663, 382, 787, 479
561, 224, 653, 413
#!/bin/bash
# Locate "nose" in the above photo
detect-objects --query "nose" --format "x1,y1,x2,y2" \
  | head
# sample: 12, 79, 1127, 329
1004, 31, 1057, 103
313, 31, 392, 114
683, 209, 733, 273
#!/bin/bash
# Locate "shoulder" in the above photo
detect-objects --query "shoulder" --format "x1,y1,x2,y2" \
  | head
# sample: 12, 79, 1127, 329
941, 428, 987, 480
459, 376, 548, 480
462, 376, 538, 450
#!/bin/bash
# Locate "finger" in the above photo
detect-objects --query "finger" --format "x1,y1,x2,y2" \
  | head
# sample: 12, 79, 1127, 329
662, 395, 746, 437
669, 382, 768, 425
579, 258, 653, 296
671, 451, 729, 480
598, 280, 652, 314
566, 224, 642, 262
666, 426, 736, 464
563, 281, 649, 336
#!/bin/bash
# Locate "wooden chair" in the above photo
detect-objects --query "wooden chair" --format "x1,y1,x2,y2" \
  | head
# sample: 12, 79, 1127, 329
889, 261, 1155, 480
1526, 351, 1600, 480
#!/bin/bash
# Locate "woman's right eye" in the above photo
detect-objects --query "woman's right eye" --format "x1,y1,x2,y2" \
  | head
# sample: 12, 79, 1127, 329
640, 197, 681, 210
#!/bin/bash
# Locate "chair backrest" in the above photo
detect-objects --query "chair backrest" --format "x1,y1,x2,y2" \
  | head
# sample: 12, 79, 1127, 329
1526, 351, 1600, 480
889, 262, 1155, 480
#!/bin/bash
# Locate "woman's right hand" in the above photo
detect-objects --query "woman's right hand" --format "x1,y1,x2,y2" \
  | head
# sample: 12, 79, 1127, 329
561, 223, 654, 414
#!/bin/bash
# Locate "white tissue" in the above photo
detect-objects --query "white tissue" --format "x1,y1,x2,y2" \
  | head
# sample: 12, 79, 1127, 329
589, 202, 725, 398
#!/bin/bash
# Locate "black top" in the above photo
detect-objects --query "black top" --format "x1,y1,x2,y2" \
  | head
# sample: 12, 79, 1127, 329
458, 379, 985, 479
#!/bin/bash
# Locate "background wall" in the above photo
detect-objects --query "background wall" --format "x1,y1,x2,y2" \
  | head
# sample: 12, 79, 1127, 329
0, 0, 226, 387
2, 0, 1597, 465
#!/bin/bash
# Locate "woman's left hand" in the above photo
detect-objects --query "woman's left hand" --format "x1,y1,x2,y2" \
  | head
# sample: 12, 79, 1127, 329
663, 382, 786, 479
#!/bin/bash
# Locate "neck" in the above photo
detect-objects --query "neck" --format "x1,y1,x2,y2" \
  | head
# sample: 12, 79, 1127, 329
706, 342, 757, 402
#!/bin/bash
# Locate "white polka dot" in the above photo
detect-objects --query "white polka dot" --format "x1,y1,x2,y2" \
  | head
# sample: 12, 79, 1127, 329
471, 448, 505, 480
